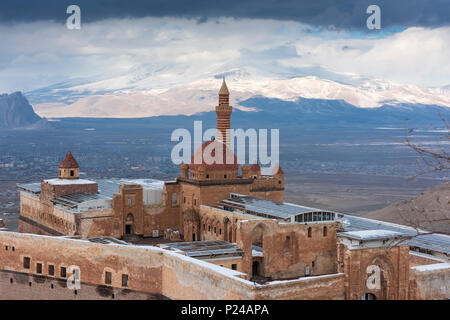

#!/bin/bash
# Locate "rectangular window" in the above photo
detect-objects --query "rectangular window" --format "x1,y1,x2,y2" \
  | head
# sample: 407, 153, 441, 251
48, 265, 55, 276
23, 257, 30, 269
105, 271, 112, 285
60, 267, 67, 278
122, 274, 128, 287
128, 198, 132, 206
231, 264, 237, 270
36, 263, 42, 274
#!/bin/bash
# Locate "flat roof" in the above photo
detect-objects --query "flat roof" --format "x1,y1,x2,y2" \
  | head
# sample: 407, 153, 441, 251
220, 193, 335, 220
44, 178, 97, 185
338, 230, 406, 241
18, 178, 167, 212
158, 240, 244, 259
17, 182, 41, 194
338, 214, 450, 255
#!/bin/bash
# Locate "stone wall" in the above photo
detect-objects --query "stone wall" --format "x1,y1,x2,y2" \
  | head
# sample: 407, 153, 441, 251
337, 243, 411, 300
0, 231, 346, 300
409, 252, 446, 267
19, 192, 77, 236
409, 263, 450, 300
238, 219, 339, 280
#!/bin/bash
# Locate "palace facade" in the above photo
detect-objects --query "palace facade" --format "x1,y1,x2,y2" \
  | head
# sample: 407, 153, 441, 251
1, 80, 448, 300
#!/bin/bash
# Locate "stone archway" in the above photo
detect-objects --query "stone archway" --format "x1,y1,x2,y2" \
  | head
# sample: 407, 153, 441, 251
250, 223, 267, 278
364, 255, 395, 300
362, 293, 376, 300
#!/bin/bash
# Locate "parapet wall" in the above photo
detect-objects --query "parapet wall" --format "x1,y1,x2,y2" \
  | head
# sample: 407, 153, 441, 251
0, 231, 345, 300
409, 263, 450, 300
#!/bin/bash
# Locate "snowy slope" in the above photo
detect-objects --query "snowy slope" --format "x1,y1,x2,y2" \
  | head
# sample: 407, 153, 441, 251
26, 67, 450, 118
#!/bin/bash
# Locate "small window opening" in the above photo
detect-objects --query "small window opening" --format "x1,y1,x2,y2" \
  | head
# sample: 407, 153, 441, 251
23, 257, 30, 269
105, 271, 112, 285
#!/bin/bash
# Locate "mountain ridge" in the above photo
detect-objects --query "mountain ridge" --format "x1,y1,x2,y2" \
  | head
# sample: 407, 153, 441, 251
0, 92, 47, 129
365, 182, 450, 234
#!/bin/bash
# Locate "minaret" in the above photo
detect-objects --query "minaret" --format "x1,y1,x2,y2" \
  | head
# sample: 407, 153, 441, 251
58, 152, 80, 179
215, 78, 232, 146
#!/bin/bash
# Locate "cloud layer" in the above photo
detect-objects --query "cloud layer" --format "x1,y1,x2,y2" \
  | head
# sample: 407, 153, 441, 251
0, 17, 450, 95
1, 0, 449, 29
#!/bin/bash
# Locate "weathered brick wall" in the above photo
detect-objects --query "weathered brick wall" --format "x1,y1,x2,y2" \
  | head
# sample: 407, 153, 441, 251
0, 270, 165, 300
0, 232, 163, 297
238, 220, 339, 280
144, 182, 182, 236
40, 181, 98, 202
20, 192, 77, 236
77, 209, 115, 238
339, 244, 410, 300
409, 263, 450, 300
0, 231, 346, 300
198, 205, 260, 243
18, 217, 61, 236
409, 252, 446, 267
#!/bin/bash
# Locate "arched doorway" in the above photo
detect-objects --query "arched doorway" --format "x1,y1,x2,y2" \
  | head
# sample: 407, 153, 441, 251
251, 224, 266, 278
125, 213, 134, 235
252, 261, 260, 277
362, 293, 376, 300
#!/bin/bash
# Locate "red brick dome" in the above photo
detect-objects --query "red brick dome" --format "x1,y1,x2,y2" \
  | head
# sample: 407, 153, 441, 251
190, 140, 238, 171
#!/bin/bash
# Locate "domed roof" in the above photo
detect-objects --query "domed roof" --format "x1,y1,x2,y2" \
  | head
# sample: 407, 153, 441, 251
190, 139, 238, 171
59, 152, 79, 169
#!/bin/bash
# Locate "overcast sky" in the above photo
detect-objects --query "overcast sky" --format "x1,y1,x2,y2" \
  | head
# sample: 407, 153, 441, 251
0, 0, 449, 93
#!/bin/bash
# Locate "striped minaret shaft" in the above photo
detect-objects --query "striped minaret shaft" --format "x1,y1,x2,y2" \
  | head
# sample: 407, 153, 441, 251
215, 78, 232, 146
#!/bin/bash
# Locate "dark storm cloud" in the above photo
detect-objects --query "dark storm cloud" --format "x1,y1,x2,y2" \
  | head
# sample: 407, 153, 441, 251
0, 0, 449, 28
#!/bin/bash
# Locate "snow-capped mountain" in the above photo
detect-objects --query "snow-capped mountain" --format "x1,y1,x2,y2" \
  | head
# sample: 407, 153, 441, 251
25, 66, 450, 118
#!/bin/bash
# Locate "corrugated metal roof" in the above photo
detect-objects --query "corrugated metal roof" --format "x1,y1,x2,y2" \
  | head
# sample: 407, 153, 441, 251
17, 182, 41, 194
221, 193, 335, 220
338, 214, 450, 255
337, 230, 405, 241
17, 178, 165, 198
159, 240, 244, 258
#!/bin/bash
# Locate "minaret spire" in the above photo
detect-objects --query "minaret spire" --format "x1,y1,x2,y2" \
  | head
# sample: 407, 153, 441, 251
216, 77, 232, 146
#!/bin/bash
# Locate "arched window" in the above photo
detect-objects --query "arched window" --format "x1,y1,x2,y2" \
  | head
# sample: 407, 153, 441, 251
307, 227, 312, 238
251, 224, 265, 249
